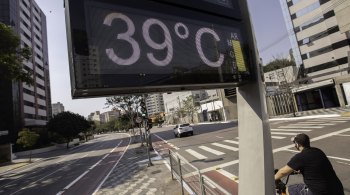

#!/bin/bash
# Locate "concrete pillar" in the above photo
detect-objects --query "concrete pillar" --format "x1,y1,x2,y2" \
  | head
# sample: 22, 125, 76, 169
238, 82, 274, 195
237, 0, 274, 193
335, 83, 346, 107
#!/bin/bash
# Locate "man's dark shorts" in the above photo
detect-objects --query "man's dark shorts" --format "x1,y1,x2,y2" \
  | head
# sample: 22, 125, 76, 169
288, 184, 313, 195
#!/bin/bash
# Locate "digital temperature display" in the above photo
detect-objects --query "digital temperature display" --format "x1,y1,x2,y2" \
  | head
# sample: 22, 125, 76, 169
65, 0, 252, 98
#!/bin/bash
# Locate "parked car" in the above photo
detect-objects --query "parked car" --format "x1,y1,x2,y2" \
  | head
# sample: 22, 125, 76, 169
173, 123, 194, 138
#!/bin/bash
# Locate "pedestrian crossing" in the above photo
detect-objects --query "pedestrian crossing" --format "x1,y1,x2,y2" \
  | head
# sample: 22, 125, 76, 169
179, 117, 350, 161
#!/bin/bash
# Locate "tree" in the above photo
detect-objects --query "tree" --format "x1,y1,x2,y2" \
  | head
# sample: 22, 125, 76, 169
47, 111, 90, 148
106, 95, 143, 133
16, 128, 39, 162
0, 23, 33, 85
263, 57, 296, 73
181, 95, 199, 123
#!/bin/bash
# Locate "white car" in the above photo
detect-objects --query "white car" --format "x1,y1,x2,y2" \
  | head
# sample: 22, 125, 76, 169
173, 123, 194, 137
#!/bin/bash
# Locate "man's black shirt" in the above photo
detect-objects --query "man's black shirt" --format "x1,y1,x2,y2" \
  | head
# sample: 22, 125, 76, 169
287, 147, 344, 195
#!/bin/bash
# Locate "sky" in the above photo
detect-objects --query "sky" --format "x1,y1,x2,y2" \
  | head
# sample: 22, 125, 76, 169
34, 0, 291, 117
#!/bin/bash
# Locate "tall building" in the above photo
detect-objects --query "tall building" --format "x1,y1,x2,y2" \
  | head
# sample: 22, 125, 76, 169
145, 94, 165, 116
280, 0, 350, 111
0, 0, 52, 155
52, 102, 64, 116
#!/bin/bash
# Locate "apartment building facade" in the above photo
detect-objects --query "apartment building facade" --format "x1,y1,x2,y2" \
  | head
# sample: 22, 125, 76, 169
52, 102, 64, 116
280, 0, 350, 111
145, 94, 165, 117
0, 0, 51, 150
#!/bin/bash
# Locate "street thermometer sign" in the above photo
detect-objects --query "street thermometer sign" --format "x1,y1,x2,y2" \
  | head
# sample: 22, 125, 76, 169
65, 0, 253, 98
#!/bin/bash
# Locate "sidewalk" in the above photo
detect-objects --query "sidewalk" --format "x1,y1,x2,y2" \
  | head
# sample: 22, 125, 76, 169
95, 139, 184, 195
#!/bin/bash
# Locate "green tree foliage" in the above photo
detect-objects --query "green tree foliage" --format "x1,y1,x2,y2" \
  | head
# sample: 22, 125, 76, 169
106, 95, 143, 131
0, 23, 33, 85
263, 57, 296, 73
47, 111, 90, 148
181, 95, 199, 123
16, 128, 39, 162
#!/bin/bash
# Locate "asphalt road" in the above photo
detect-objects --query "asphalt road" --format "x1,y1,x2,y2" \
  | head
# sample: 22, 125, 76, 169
1, 116, 348, 195
151, 116, 350, 194
0, 133, 130, 195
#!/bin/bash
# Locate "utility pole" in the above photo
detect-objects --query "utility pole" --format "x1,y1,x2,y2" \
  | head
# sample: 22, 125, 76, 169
142, 94, 153, 167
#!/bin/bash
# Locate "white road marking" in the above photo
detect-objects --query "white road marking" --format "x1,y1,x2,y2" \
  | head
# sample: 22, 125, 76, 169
58, 139, 124, 195
327, 156, 350, 162
310, 119, 345, 122
216, 136, 224, 139
273, 127, 350, 153
92, 134, 131, 195
199, 146, 225, 155
290, 123, 335, 126
271, 129, 311, 132
337, 161, 350, 166
271, 132, 298, 135
216, 169, 238, 182
185, 149, 207, 159
282, 149, 350, 162
271, 136, 285, 139
296, 122, 335, 126
335, 134, 350, 137
223, 140, 239, 145
277, 126, 323, 129
211, 143, 238, 151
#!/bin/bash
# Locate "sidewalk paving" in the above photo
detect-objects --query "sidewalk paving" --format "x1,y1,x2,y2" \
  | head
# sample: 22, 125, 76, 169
95, 139, 185, 195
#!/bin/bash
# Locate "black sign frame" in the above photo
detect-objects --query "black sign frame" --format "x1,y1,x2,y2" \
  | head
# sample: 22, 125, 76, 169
65, 0, 254, 98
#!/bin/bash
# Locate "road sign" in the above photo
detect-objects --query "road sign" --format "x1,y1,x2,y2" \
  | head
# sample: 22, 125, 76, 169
65, 0, 253, 98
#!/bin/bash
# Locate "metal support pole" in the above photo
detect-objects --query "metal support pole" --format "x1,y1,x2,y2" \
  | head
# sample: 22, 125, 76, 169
178, 158, 184, 195
199, 170, 205, 195
146, 130, 153, 167
169, 150, 174, 180
148, 132, 154, 151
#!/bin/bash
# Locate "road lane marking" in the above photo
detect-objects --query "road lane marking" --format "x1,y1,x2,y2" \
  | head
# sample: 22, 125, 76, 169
296, 122, 335, 126
92, 134, 132, 195
273, 127, 350, 153
199, 146, 225, 155
10, 153, 89, 195
310, 120, 345, 122
271, 136, 285, 139
278, 126, 323, 129
337, 161, 350, 166
57, 139, 124, 195
223, 140, 239, 145
216, 136, 224, 139
271, 129, 311, 132
335, 134, 350, 136
271, 132, 298, 135
153, 134, 180, 150
186, 149, 207, 159
216, 169, 238, 182
327, 156, 350, 162
283, 149, 350, 162
211, 143, 238, 151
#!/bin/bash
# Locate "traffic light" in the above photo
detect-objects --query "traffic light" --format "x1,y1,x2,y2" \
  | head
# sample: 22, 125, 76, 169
140, 101, 148, 118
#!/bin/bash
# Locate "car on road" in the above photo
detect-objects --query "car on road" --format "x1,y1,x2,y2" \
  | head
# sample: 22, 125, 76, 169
173, 123, 194, 137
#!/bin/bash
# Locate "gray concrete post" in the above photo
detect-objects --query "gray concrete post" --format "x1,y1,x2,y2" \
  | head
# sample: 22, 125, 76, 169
237, 0, 275, 194
237, 83, 275, 195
